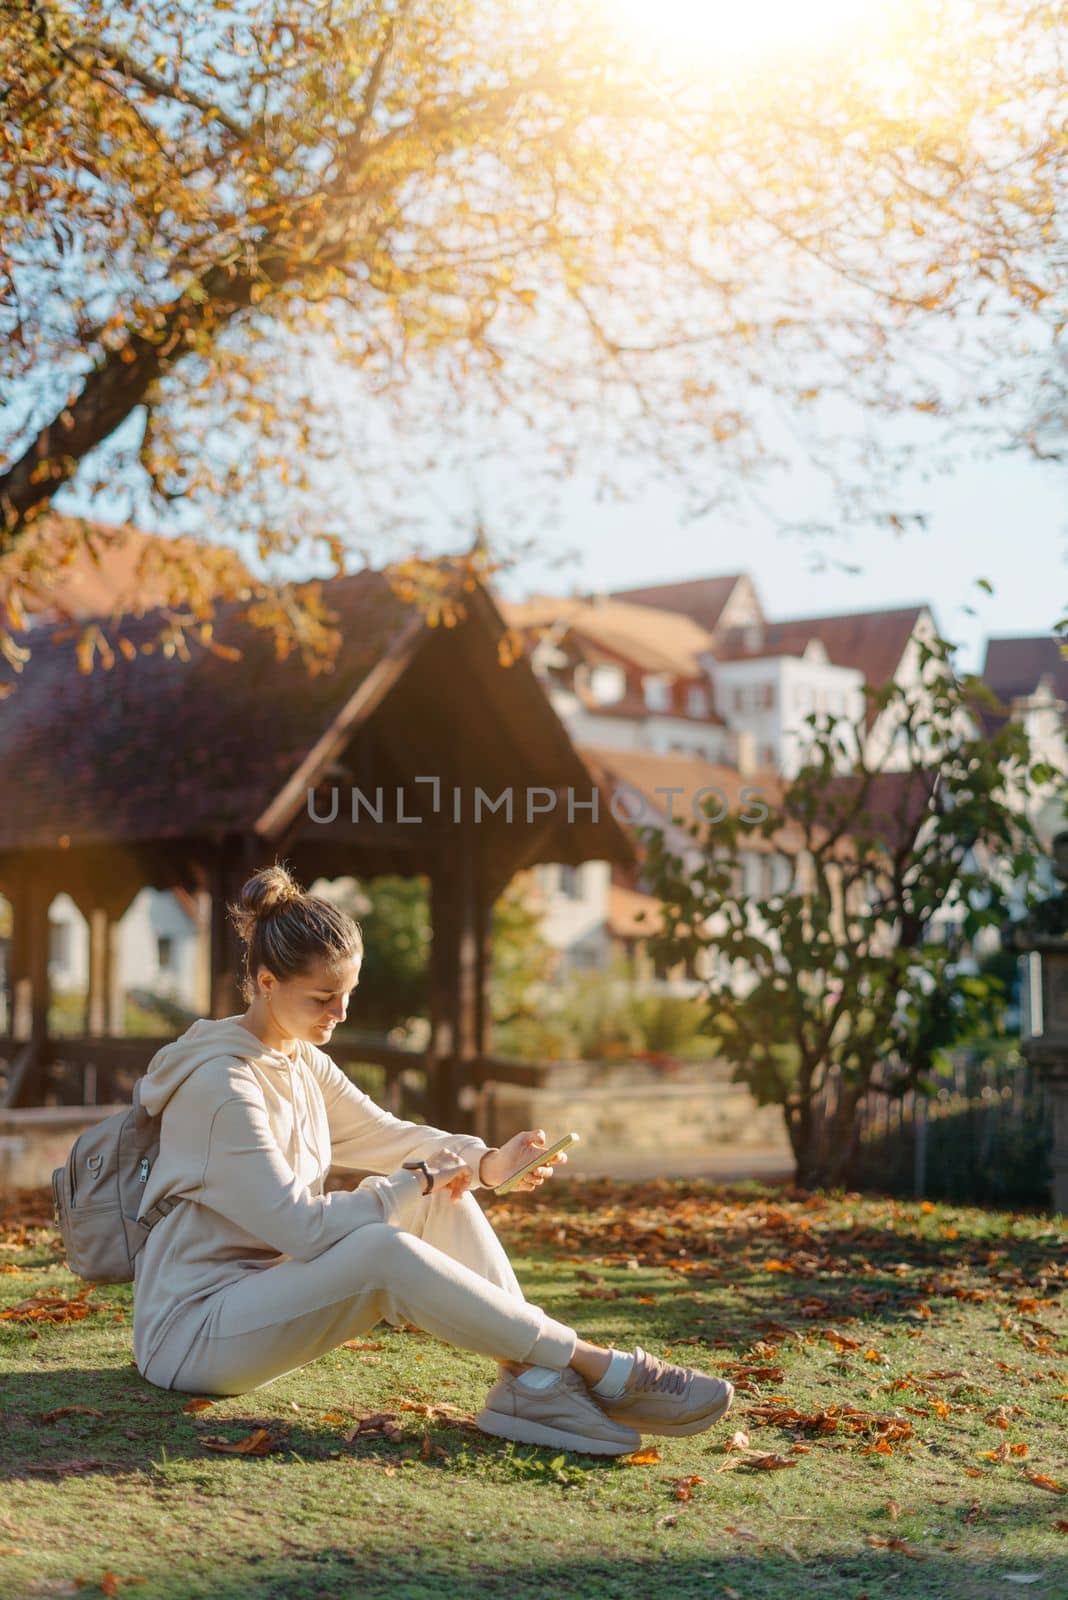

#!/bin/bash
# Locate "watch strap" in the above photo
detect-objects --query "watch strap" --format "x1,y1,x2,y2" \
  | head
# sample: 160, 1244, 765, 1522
402, 1160, 433, 1195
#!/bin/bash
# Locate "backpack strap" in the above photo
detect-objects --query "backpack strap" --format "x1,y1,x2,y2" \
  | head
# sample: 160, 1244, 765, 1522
138, 1195, 181, 1230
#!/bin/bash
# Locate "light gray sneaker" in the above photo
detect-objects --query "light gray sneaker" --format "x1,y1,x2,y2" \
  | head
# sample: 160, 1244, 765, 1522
476, 1367, 642, 1456
592, 1345, 735, 1437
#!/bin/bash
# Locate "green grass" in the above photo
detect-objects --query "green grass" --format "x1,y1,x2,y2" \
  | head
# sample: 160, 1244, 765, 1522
1, 1180, 1067, 1600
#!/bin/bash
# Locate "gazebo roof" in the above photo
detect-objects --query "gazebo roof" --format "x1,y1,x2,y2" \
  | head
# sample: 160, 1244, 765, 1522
0, 568, 632, 870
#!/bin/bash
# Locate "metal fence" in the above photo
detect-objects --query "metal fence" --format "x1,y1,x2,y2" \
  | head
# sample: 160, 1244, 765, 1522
818, 1046, 1051, 1206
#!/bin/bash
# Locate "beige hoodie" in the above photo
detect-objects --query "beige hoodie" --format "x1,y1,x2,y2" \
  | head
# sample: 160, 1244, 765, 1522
132, 1016, 491, 1387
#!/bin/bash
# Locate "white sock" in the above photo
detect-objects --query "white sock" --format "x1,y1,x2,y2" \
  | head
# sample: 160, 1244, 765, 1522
514, 1365, 561, 1391
591, 1349, 634, 1399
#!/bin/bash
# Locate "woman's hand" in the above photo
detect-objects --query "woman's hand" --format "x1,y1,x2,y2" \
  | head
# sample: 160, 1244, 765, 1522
480, 1130, 567, 1195
422, 1147, 477, 1201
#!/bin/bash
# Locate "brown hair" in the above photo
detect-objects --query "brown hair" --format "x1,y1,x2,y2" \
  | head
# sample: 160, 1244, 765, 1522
228, 863, 363, 1004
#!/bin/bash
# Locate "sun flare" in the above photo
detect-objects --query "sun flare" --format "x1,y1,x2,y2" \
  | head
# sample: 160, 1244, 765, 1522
609, 0, 911, 81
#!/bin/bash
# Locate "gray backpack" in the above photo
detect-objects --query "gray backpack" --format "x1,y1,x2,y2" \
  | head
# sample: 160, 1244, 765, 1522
51, 1075, 179, 1283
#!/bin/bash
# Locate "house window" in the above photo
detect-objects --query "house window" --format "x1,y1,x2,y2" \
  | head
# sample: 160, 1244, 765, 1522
558, 864, 583, 900
732, 681, 775, 713
687, 685, 709, 718
157, 935, 175, 972
589, 664, 626, 705
644, 674, 673, 712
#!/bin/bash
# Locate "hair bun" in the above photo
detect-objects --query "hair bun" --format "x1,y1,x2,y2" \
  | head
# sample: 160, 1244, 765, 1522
230, 863, 303, 941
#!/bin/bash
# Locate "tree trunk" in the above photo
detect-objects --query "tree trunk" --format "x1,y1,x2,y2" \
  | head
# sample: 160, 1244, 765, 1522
786, 1073, 865, 1189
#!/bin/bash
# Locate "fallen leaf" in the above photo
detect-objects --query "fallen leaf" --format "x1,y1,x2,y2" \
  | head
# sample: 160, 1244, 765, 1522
200, 1428, 276, 1456
344, 1413, 402, 1445
885, 1499, 902, 1521
0, 1286, 109, 1324
340, 1339, 385, 1351
38, 1406, 104, 1423
724, 1525, 760, 1542
99, 1577, 146, 1597
745, 1453, 799, 1472
673, 1474, 706, 1501
1024, 1471, 1067, 1494
23, 1458, 107, 1476
181, 1399, 215, 1415
623, 1446, 662, 1466
726, 1430, 750, 1452
866, 1535, 926, 1559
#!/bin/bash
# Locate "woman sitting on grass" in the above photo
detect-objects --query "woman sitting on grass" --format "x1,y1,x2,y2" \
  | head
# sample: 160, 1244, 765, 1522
132, 864, 734, 1456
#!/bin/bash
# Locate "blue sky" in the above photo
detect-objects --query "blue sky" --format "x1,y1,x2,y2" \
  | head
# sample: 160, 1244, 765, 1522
495, 446, 1067, 678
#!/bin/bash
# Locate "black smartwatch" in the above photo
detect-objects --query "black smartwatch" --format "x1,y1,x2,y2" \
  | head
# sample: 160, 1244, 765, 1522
402, 1160, 434, 1195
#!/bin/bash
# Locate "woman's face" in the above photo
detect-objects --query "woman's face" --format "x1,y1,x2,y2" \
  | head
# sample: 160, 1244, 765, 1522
257, 953, 362, 1044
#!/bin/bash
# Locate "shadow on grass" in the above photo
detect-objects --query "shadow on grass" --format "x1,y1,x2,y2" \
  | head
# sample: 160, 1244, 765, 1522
8, 1543, 1064, 1600
0, 1364, 623, 1485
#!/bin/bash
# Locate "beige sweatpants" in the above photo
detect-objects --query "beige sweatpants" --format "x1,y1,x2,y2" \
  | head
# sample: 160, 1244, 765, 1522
144, 1183, 578, 1396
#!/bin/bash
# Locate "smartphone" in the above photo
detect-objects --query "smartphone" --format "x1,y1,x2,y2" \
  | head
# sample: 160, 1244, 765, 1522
492, 1132, 580, 1196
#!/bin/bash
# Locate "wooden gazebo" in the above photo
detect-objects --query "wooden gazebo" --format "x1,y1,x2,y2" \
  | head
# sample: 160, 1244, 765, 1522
0, 569, 631, 1124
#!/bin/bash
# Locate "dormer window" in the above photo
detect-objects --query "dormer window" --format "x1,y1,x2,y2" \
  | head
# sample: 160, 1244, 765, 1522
588, 663, 626, 705
644, 674, 673, 712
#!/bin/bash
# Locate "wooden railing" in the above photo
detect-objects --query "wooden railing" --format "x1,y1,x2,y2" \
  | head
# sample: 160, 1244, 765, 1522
0, 1033, 577, 1118
0, 1034, 433, 1120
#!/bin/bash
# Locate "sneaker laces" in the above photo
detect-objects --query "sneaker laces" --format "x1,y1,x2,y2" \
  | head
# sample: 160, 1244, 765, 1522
631, 1346, 688, 1396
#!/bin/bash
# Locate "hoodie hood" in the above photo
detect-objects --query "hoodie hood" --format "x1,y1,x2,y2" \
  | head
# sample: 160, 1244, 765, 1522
139, 1016, 297, 1117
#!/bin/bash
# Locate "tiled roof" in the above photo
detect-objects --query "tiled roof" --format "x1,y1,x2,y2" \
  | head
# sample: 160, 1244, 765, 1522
0, 569, 636, 869
724, 606, 930, 687
609, 573, 748, 633
981, 636, 1068, 722
504, 594, 716, 678
578, 744, 797, 852
1, 514, 253, 625
812, 767, 941, 856
0, 570, 408, 852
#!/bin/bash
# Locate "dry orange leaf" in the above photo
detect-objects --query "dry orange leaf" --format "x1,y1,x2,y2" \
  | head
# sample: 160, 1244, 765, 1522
344, 1412, 402, 1444
673, 1474, 706, 1501
1025, 1472, 1067, 1494
1054, 1520, 1068, 1533
201, 1428, 275, 1456
867, 1535, 926, 1559
100, 1576, 146, 1597
0, 1286, 108, 1323
181, 1399, 214, 1415
341, 1339, 385, 1351
38, 1406, 104, 1423
623, 1446, 662, 1466
745, 1453, 799, 1472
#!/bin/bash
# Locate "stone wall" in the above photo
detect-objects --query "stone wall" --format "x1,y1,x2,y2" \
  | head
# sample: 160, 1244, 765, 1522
0, 1105, 123, 1192
475, 1060, 791, 1173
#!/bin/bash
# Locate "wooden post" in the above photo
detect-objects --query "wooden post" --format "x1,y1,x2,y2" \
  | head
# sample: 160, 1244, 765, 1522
428, 819, 488, 1130
209, 842, 255, 1018
4, 866, 53, 1105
